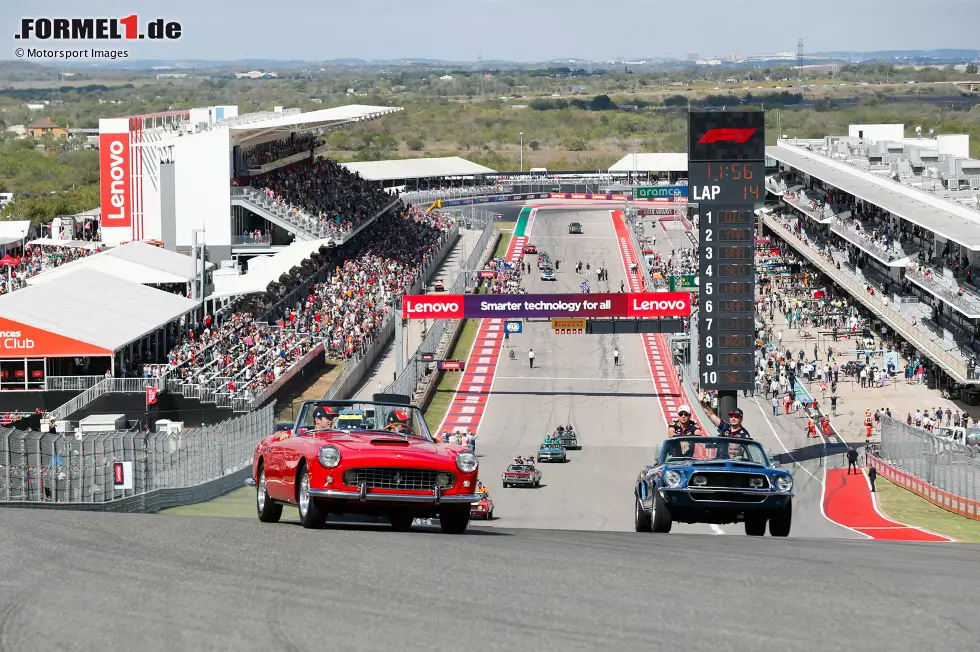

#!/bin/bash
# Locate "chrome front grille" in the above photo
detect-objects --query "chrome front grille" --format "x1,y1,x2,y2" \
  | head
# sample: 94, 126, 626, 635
690, 472, 771, 489
342, 467, 456, 491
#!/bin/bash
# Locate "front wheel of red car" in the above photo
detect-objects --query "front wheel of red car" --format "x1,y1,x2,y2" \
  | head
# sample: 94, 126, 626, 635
256, 467, 282, 523
439, 505, 470, 534
389, 514, 414, 532
297, 465, 327, 529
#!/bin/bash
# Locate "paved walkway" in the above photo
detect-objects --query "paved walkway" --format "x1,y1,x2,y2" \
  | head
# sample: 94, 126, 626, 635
351, 227, 483, 400
824, 468, 953, 541
763, 302, 971, 443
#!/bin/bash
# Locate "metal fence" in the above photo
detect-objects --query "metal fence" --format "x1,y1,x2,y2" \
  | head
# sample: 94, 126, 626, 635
879, 417, 980, 502
0, 405, 273, 505
383, 220, 498, 400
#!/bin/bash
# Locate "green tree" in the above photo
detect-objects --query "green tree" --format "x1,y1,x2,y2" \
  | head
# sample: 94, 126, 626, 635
406, 136, 425, 151
529, 140, 540, 151
967, 63, 978, 75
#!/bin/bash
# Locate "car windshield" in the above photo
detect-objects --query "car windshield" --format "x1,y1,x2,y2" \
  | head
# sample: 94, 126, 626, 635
662, 438, 769, 465
508, 465, 532, 472
297, 400, 433, 441
541, 443, 560, 449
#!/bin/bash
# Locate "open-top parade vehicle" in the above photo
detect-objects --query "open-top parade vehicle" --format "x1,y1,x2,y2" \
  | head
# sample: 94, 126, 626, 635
248, 395, 480, 533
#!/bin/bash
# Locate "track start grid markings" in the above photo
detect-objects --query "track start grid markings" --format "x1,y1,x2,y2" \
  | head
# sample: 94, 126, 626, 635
439, 211, 529, 436
610, 210, 701, 430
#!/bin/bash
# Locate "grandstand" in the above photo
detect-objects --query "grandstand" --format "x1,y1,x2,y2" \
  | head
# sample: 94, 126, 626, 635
98, 103, 401, 263
763, 125, 980, 386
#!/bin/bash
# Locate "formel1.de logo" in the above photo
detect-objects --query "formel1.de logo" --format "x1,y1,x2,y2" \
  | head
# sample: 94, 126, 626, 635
15, 16, 182, 41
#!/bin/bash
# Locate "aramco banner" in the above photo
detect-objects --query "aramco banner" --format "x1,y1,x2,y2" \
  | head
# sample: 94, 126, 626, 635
401, 293, 692, 320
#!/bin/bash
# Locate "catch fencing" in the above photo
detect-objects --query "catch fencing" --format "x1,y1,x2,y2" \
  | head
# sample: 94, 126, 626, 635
0, 405, 273, 507
877, 417, 980, 503
383, 220, 498, 400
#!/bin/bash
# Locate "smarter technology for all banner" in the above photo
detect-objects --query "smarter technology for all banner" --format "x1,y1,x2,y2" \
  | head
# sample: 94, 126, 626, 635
401, 293, 692, 320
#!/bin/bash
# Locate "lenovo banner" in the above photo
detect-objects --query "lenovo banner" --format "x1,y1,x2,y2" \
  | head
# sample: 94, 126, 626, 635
401, 293, 691, 320
402, 295, 466, 320
100, 131, 131, 228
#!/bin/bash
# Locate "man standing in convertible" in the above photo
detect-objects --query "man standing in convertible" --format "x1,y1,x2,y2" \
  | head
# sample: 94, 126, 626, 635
700, 397, 752, 439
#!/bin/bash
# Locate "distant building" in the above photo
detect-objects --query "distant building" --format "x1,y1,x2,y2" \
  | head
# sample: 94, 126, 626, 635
25, 102, 47, 111
156, 73, 187, 79
439, 75, 453, 81
234, 70, 278, 79
27, 117, 68, 139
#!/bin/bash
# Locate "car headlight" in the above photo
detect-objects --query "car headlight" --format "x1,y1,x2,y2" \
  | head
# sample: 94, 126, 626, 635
775, 474, 793, 492
664, 470, 682, 488
317, 445, 341, 468
456, 451, 478, 473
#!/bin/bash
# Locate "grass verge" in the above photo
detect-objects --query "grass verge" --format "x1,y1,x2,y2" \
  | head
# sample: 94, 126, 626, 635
493, 231, 513, 259
875, 475, 980, 543
424, 318, 479, 428
494, 220, 516, 233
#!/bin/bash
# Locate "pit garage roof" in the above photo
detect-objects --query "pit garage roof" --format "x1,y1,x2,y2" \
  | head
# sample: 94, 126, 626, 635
768, 143, 980, 249
27, 241, 214, 287
230, 105, 402, 145
0, 269, 199, 358
209, 238, 334, 299
341, 156, 497, 182
608, 153, 688, 173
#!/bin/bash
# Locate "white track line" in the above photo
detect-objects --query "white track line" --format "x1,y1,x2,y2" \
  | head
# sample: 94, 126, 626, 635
750, 396, 872, 539
495, 376, 654, 381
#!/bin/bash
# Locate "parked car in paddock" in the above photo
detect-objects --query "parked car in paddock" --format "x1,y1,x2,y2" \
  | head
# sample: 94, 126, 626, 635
634, 436, 794, 536
502, 463, 542, 487
248, 397, 480, 534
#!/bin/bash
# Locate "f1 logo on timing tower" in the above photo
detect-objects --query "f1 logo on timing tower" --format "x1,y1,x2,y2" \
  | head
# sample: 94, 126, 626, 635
697, 128, 757, 144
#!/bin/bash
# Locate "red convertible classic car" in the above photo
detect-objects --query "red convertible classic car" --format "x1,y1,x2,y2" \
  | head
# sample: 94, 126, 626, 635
247, 397, 480, 533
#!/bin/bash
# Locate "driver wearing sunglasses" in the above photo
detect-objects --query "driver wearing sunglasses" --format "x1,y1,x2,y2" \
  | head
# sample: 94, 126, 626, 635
667, 404, 702, 438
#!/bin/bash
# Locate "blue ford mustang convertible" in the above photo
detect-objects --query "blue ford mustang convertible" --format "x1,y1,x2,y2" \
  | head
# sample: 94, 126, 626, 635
634, 436, 793, 536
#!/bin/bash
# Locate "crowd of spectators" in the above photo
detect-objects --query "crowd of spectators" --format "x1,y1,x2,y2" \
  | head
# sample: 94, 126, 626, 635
242, 133, 323, 168
150, 203, 454, 402
0, 244, 100, 296
254, 157, 392, 237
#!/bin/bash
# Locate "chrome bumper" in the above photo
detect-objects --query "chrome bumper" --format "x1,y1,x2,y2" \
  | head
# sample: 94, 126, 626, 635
308, 485, 479, 504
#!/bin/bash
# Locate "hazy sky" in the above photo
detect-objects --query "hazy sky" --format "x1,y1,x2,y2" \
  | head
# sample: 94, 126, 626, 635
5, 0, 980, 62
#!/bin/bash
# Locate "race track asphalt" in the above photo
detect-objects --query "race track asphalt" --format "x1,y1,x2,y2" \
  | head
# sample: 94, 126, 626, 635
1, 507, 976, 652
474, 207, 850, 538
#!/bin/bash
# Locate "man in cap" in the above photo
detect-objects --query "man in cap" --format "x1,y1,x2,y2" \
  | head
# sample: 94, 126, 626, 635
312, 405, 339, 431
701, 396, 752, 439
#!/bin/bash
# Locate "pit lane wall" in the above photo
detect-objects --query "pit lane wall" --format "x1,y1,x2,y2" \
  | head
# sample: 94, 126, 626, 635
0, 405, 274, 513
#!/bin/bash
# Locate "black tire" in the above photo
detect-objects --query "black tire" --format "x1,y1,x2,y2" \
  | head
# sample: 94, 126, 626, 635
487, 510, 494, 520
255, 466, 282, 523
389, 513, 414, 532
537, 457, 543, 464
534, 479, 540, 487
297, 464, 327, 529
439, 505, 470, 534
503, 482, 510, 488
744, 517, 767, 536
769, 499, 792, 537
634, 497, 652, 532
651, 490, 672, 533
